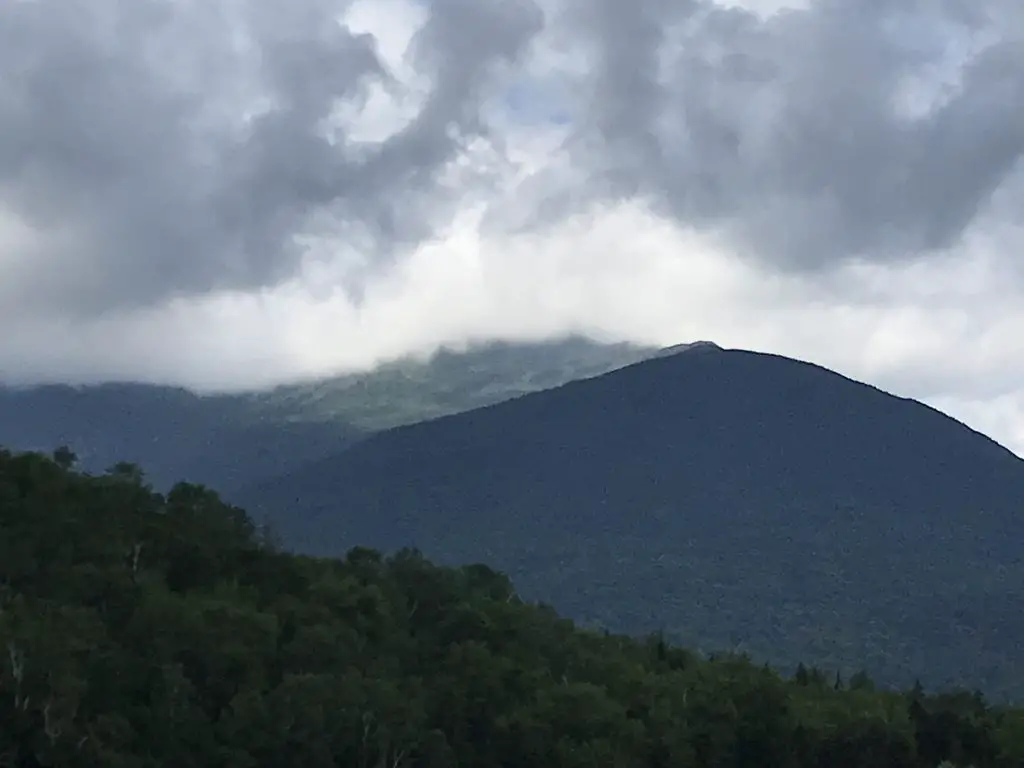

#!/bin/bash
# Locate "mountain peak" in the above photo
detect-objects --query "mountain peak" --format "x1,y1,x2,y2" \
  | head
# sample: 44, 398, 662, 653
652, 340, 721, 358
244, 346, 1024, 698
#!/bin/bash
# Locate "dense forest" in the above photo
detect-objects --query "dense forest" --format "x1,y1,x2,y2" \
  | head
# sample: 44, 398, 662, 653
2, 446, 1024, 767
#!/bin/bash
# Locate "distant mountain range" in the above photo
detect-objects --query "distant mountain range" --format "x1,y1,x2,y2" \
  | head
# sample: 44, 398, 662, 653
239, 344, 1024, 698
0, 336, 661, 490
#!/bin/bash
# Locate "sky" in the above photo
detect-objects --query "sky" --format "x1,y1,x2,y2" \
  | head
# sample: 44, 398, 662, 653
1, 0, 1023, 454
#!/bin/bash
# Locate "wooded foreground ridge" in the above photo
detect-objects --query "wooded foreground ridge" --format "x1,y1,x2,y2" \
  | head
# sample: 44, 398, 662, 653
1, 446, 1023, 767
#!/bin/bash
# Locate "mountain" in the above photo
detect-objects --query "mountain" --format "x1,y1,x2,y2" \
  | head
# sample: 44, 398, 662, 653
241, 344, 1024, 698
245, 335, 660, 429
0, 382, 359, 492
0, 337, 657, 491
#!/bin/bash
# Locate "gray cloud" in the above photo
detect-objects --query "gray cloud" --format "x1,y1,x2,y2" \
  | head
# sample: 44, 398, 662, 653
0, 0, 1022, 321
561, 0, 1024, 271
0, 0, 541, 317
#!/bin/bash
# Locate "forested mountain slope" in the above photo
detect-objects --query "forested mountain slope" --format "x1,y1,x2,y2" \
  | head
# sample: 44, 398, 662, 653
0, 382, 360, 492
243, 345, 1024, 698
2, 447, 1023, 767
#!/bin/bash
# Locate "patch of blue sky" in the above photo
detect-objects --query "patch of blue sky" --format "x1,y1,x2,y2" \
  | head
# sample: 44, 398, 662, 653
880, 9, 968, 62
395, 0, 573, 126
500, 79, 574, 126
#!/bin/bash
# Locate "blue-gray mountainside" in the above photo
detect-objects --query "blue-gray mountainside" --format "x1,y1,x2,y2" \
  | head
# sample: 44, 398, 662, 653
240, 345, 1024, 699
0, 382, 362, 493
0, 337, 653, 491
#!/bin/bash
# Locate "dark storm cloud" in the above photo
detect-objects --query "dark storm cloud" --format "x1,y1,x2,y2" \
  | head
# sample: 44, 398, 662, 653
567, 0, 1024, 270
0, 0, 541, 317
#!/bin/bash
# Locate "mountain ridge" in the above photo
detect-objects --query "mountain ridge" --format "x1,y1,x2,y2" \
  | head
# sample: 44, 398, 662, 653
0, 336, 657, 490
241, 344, 1024, 697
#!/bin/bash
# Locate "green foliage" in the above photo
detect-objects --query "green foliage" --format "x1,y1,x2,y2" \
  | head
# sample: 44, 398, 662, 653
1, 446, 1022, 767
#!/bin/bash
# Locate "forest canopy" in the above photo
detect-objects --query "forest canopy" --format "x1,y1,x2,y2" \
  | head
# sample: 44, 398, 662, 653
1, 446, 1023, 767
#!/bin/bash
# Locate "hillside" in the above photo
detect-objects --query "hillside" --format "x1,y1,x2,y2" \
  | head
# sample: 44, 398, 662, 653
0, 382, 360, 492
242, 345, 1024, 698
0, 337, 656, 491
2, 447, 1023, 767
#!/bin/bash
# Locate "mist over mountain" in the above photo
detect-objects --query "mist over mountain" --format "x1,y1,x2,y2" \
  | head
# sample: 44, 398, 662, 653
0, 337, 655, 490
247, 336, 659, 430
242, 344, 1024, 697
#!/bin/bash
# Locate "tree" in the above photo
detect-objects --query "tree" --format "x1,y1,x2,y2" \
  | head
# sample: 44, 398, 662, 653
1, 445, 1022, 768
52, 446, 77, 471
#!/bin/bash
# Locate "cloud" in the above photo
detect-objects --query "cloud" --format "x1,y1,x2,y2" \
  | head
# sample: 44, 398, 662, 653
1, 0, 1023, 453
0, 0, 540, 316
548, 0, 1024, 271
